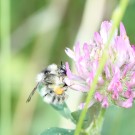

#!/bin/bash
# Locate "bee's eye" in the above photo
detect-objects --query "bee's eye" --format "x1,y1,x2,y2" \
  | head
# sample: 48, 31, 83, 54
59, 68, 66, 75
50, 90, 53, 93
58, 64, 66, 75
63, 83, 67, 87
44, 70, 50, 75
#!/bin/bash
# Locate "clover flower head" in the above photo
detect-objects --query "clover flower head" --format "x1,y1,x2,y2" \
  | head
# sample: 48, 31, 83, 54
65, 21, 135, 108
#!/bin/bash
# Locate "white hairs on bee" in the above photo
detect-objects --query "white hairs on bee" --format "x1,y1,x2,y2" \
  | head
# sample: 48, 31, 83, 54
48, 64, 58, 72
36, 73, 44, 83
43, 94, 53, 104
53, 76, 64, 85
38, 87, 48, 96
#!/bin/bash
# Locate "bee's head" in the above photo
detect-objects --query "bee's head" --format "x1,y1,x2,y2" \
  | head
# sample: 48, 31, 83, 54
36, 64, 58, 83
45, 64, 58, 75
58, 62, 67, 76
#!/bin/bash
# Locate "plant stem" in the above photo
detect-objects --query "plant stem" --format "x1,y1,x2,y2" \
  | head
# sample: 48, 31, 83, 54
74, 0, 129, 135
0, 0, 11, 135
88, 108, 106, 135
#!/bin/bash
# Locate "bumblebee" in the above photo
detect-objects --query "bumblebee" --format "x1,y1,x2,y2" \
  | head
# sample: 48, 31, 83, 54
26, 63, 68, 104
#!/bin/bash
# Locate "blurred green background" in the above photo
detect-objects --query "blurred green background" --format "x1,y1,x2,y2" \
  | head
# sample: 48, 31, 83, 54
0, 0, 135, 135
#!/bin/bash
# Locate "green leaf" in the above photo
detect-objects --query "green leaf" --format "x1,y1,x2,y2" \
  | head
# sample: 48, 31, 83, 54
37, 83, 75, 123
40, 127, 74, 135
51, 102, 76, 123
71, 103, 101, 129
40, 127, 88, 135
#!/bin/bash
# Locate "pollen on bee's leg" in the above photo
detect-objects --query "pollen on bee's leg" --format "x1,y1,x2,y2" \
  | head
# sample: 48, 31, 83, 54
54, 87, 64, 95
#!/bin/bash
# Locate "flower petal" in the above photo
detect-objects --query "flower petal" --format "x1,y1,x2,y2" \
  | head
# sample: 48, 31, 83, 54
120, 22, 126, 36
65, 48, 75, 60
102, 97, 109, 108
118, 98, 133, 108
94, 92, 103, 102
100, 21, 112, 44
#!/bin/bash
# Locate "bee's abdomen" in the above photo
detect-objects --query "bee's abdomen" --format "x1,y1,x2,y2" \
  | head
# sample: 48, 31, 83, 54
41, 89, 66, 104
43, 93, 67, 104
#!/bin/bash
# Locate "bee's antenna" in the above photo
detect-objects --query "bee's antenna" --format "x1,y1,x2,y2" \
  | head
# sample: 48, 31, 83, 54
61, 61, 63, 66
26, 83, 39, 103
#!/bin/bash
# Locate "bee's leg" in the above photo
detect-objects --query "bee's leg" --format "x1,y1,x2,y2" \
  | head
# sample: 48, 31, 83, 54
52, 96, 56, 103
43, 93, 48, 97
43, 89, 53, 98
62, 96, 65, 101
26, 83, 39, 103
57, 97, 60, 102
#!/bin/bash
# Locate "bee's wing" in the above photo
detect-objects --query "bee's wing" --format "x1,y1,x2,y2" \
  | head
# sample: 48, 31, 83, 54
26, 83, 39, 103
